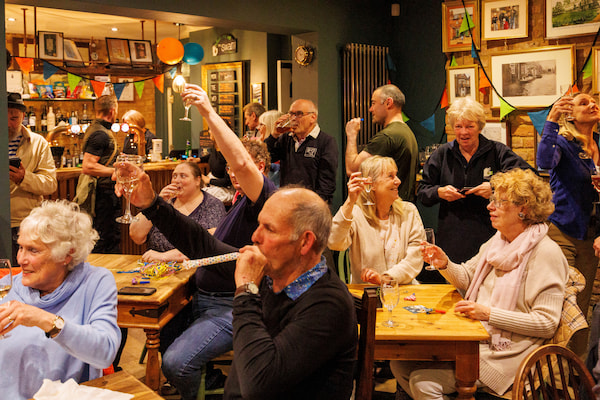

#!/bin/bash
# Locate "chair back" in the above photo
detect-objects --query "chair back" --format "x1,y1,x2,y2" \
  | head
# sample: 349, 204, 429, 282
355, 287, 378, 400
338, 249, 352, 284
511, 344, 595, 400
547, 267, 587, 347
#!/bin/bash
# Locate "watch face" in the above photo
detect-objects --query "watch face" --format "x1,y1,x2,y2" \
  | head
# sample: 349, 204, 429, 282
55, 316, 65, 329
247, 282, 259, 294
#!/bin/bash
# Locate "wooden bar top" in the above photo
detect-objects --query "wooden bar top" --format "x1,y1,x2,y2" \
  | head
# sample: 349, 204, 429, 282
82, 370, 162, 399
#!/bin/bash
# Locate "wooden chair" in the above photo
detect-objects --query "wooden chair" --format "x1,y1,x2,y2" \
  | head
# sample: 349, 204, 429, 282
354, 287, 378, 400
337, 249, 352, 284
196, 350, 234, 400
511, 344, 595, 400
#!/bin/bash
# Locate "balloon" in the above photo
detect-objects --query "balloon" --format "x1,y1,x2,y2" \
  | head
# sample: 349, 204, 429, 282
183, 43, 204, 65
157, 37, 184, 65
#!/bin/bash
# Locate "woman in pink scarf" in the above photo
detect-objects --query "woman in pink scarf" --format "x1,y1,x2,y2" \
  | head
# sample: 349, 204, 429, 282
391, 168, 569, 399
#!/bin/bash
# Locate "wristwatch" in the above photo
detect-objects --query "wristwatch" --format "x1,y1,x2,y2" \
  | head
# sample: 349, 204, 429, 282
45, 315, 64, 338
235, 282, 259, 297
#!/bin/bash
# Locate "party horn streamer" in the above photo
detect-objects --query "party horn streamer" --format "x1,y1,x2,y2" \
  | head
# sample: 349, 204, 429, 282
182, 252, 240, 269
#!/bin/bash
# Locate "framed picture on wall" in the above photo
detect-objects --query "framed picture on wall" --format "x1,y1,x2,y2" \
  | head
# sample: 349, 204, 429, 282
447, 65, 478, 104
63, 39, 84, 66
38, 31, 64, 61
202, 61, 246, 136
442, 0, 479, 52
482, 0, 528, 40
106, 38, 131, 65
593, 47, 600, 94
481, 121, 508, 145
129, 40, 153, 64
546, 0, 600, 39
490, 45, 575, 108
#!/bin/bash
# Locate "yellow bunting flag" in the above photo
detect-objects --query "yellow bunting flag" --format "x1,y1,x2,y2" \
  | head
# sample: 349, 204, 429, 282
67, 73, 82, 93
402, 112, 410, 123
153, 74, 165, 93
450, 56, 458, 67
91, 80, 106, 98
15, 57, 34, 74
134, 81, 145, 99
583, 58, 593, 79
440, 87, 448, 109
499, 97, 516, 120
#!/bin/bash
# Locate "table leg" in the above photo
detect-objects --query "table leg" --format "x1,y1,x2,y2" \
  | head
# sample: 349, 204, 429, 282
143, 328, 161, 391
454, 342, 478, 400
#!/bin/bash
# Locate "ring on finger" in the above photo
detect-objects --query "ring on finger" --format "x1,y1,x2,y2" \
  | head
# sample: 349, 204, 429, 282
7, 316, 13, 323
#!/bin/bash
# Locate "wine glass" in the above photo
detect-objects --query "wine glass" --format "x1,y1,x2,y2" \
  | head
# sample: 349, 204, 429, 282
363, 176, 375, 206
180, 98, 192, 122
172, 76, 192, 121
379, 275, 400, 328
115, 154, 144, 224
0, 260, 12, 301
560, 84, 574, 122
424, 228, 437, 271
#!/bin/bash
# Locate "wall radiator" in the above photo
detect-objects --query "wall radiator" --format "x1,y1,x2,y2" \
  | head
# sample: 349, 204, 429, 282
342, 43, 389, 148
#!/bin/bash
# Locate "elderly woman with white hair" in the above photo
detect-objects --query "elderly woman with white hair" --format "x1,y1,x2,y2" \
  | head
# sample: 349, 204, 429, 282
417, 97, 532, 273
0, 200, 121, 400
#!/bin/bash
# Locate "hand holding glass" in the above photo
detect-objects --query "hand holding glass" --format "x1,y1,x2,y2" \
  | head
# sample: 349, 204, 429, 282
0, 260, 12, 339
363, 176, 374, 206
115, 154, 144, 224
379, 276, 400, 327
424, 228, 437, 271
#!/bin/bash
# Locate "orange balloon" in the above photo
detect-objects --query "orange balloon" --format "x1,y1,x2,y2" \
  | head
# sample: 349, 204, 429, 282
157, 37, 184, 65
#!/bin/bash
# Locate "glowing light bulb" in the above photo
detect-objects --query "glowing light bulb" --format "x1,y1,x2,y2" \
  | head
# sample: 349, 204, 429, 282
172, 74, 186, 93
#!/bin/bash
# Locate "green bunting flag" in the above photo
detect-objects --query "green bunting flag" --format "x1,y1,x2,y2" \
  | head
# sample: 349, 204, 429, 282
450, 56, 458, 67
402, 112, 410, 123
459, 12, 474, 34
499, 97, 516, 120
583, 58, 593, 79
67, 73, 82, 93
134, 81, 145, 99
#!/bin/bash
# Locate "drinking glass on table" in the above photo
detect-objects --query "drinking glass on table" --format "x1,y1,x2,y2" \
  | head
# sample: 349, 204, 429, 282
379, 275, 400, 327
423, 228, 437, 271
115, 154, 144, 224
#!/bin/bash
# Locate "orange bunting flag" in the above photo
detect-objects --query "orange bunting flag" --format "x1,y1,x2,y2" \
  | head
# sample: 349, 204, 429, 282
479, 73, 491, 93
571, 84, 580, 94
91, 80, 106, 98
440, 87, 448, 109
153, 74, 164, 93
15, 57, 34, 74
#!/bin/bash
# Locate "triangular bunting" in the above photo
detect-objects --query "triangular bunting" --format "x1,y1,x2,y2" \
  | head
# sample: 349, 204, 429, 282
420, 113, 436, 135
459, 11, 475, 34
67, 73, 82, 93
113, 82, 127, 100
134, 81, 145, 99
169, 67, 177, 79
471, 43, 478, 59
153, 74, 165, 93
583, 58, 593, 79
43, 61, 59, 80
499, 97, 516, 120
440, 87, 449, 109
479, 73, 491, 93
572, 84, 580, 94
527, 109, 550, 137
385, 54, 397, 72
91, 80, 106, 98
15, 57, 34, 74
402, 112, 410, 123
450, 56, 458, 67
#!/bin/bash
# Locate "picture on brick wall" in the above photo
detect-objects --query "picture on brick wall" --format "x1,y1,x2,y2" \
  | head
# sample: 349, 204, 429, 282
38, 31, 63, 61
482, 0, 528, 40
546, 0, 600, 38
481, 121, 508, 145
442, 0, 480, 52
593, 46, 600, 93
447, 65, 478, 104
490, 45, 574, 108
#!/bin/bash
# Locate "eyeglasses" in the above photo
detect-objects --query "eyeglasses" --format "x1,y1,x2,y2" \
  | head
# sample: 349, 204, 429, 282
488, 194, 511, 209
288, 111, 314, 118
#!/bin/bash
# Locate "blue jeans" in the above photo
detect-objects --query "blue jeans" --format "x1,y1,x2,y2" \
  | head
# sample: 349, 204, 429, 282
161, 293, 233, 400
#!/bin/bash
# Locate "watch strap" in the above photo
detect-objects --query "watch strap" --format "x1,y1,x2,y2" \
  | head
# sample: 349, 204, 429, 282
45, 315, 64, 338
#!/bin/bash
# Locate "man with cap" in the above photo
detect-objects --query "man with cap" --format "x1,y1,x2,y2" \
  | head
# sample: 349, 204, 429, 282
7, 92, 57, 265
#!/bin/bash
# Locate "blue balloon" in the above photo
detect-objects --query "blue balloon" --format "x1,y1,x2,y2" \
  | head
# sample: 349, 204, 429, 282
183, 43, 204, 65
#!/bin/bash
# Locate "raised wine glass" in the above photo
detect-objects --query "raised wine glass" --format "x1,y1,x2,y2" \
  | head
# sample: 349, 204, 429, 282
379, 275, 400, 328
0, 259, 13, 339
115, 154, 144, 224
424, 228, 437, 271
363, 176, 375, 206
172, 76, 192, 122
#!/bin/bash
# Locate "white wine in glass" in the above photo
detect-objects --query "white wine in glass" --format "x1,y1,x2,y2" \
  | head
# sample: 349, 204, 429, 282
180, 98, 192, 122
0, 259, 12, 300
424, 228, 437, 271
363, 177, 374, 206
115, 154, 144, 224
379, 276, 400, 327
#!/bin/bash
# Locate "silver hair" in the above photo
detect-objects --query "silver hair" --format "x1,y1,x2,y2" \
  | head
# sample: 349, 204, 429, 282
446, 97, 486, 131
376, 84, 406, 109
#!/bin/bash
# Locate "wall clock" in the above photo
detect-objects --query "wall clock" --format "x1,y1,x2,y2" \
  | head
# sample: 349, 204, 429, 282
294, 45, 314, 66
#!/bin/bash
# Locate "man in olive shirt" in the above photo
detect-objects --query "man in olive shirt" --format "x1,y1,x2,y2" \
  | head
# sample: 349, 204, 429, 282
345, 84, 419, 202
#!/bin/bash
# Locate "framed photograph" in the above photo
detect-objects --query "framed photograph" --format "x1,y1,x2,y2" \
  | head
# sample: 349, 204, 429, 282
481, 121, 508, 145
593, 47, 600, 94
490, 46, 575, 108
546, 0, 600, 39
38, 31, 63, 61
63, 39, 84, 66
442, 0, 479, 53
482, 0, 528, 40
129, 40, 153, 64
106, 38, 131, 65
447, 65, 478, 104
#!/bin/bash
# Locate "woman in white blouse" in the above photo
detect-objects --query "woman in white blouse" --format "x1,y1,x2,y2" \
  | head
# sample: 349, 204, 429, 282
328, 156, 425, 284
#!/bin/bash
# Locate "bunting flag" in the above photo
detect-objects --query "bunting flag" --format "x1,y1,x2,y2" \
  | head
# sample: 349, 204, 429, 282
459, 11, 475, 34
43, 61, 59, 80
113, 82, 127, 100
479, 73, 491, 93
471, 43, 478, 59
134, 81, 145, 99
385, 53, 397, 72
583, 58, 593, 79
499, 97, 516, 120
527, 109, 550, 137
440, 87, 449, 109
153, 74, 165, 93
168, 67, 177, 79
420, 113, 436, 135
402, 112, 410, 123
572, 84, 580, 94
15, 57, 34, 74
67, 73, 82, 93
91, 80, 106, 98
450, 56, 458, 67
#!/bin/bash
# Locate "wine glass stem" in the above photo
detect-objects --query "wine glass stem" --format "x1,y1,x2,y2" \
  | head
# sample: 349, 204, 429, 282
388, 307, 393, 324
124, 193, 132, 218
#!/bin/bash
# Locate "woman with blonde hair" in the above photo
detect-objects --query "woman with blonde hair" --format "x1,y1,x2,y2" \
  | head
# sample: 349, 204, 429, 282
328, 156, 425, 284
122, 109, 157, 155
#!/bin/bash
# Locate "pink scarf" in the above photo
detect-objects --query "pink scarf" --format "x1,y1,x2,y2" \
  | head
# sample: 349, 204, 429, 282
465, 223, 549, 351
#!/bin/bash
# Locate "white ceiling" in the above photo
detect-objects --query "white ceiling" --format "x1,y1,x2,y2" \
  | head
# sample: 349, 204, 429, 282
5, 4, 211, 43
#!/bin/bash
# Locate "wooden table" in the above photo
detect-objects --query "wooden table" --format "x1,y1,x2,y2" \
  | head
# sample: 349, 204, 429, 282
88, 254, 196, 391
348, 284, 490, 400
82, 370, 163, 399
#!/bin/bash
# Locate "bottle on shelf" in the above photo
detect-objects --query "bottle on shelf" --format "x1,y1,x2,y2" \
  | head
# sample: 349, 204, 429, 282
47, 106, 56, 132
65, 149, 72, 168
69, 111, 78, 126
23, 107, 29, 128
72, 144, 79, 166
41, 106, 47, 133
29, 107, 37, 131
185, 140, 192, 159
82, 104, 89, 123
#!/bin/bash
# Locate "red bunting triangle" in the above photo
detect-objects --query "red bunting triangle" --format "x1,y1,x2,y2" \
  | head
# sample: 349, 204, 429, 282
91, 80, 106, 98
440, 87, 448, 109
15, 57, 34, 74
571, 84, 580, 94
152, 74, 164, 93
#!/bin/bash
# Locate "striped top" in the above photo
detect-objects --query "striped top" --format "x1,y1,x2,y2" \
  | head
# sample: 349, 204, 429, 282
8, 133, 22, 157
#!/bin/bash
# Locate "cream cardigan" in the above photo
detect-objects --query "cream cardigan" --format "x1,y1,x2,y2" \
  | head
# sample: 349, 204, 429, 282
328, 201, 425, 284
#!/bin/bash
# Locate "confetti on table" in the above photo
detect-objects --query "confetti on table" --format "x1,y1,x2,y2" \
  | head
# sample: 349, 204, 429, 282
182, 252, 240, 269
137, 260, 181, 279
404, 293, 416, 301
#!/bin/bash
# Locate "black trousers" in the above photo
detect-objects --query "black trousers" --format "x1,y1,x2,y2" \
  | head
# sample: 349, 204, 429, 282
92, 187, 121, 254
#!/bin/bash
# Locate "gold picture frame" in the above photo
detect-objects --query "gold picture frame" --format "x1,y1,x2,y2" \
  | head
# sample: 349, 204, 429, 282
442, 0, 480, 53
447, 64, 479, 105
482, 0, 528, 41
